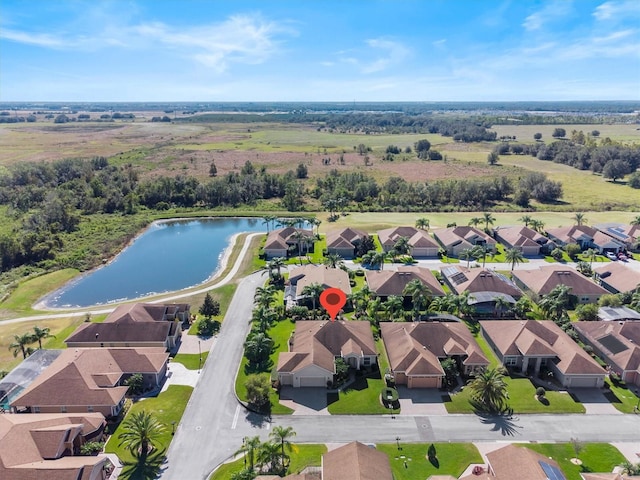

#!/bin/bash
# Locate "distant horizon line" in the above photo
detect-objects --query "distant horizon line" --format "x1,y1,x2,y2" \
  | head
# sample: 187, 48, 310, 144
2, 100, 639, 104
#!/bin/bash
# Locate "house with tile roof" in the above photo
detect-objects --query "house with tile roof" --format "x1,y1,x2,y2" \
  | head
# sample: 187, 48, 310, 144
459, 444, 567, 480
594, 222, 640, 251
432, 226, 497, 257
264, 227, 315, 259
441, 266, 523, 315
546, 225, 624, 254
365, 266, 445, 301
494, 225, 554, 256
381, 321, 489, 388
594, 262, 640, 294
286, 265, 351, 307
512, 265, 608, 304
65, 302, 188, 350
10, 347, 169, 417
277, 321, 377, 388
0, 412, 112, 480
326, 227, 369, 259
377, 226, 440, 257
481, 320, 606, 388
573, 320, 640, 388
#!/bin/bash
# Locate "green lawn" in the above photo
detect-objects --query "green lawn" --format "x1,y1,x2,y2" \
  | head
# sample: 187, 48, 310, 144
523, 443, 627, 480
235, 318, 295, 415
446, 331, 585, 414
603, 379, 640, 414
327, 339, 399, 415
377, 442, 482, 480
209, 444, 327, 480
171, 352, 209, 370
105, 385, 193, 480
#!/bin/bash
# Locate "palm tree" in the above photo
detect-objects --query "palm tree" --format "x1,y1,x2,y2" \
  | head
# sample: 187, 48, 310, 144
583, 248, 597, 268
573, 212, 587, 226
270, 426, 296, 472
258, 441, 282, 474
482, 212, 496, 231
393, 236, 411, 256
415, 217, 430, 230
493, 295, 511, 318
301, 282, 324, 317
468, 367, 509, 413
265, 257, 286, 280
468, 217, 482, 228
504, 247, 525, 271
292, 230, 311, 264
262, 215, 277, 233
9, 333, 35, 359
361, 250, 385, 270
384, 295, 404, 320
244, 332, 274, 370
252, 306, 277, 333
539, 284, 574, 323
530, 219, 545, 233
310, 217, 322, 236
118, 410, 165, 459
519, 215, 533, 228
452, 290, 474, 318
631, 216, 640, 226
459, 248, 475, 268
403, 279, 432, 321
236, 435, 261, 471
254, 285, 277, 308
428, 295, 453, 314
32, 326, 55, 349
323, 253, 344, 268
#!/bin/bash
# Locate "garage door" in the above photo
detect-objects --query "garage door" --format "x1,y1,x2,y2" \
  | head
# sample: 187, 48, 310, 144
299, 376, 327, 387
569, 377, 600, 388
408, 376, 440, 389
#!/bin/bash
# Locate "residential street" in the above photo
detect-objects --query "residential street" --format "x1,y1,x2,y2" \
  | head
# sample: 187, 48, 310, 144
161, 266, 640, 480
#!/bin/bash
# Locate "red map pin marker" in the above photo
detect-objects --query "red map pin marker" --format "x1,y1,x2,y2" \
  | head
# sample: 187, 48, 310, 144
320, 287, 347, 321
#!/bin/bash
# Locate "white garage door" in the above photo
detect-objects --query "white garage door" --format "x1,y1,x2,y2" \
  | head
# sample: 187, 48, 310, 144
299, 376, 327, 387
569, 377, 600, 388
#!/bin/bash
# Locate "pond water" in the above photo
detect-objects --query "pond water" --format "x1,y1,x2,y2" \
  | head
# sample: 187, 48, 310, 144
46, 217, 265, 308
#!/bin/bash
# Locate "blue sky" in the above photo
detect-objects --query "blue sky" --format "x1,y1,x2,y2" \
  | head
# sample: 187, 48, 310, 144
1, 0, 638, 101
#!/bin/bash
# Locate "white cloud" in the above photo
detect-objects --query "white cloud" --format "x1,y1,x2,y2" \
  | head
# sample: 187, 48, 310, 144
523, 0, 573, 31
1, 14, 295, 73
361, 38, 410, 74
593, 0, 640, 20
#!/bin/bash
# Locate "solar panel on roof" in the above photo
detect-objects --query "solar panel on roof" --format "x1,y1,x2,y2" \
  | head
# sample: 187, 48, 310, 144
598, 334, 629, 355
539, 461, 567, 480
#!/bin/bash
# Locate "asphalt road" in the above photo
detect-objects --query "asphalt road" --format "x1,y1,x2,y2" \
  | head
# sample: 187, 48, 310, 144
160, 268, 640, 480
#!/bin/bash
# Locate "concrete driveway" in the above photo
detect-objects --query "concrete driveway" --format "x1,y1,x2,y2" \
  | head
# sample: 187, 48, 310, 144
396, 386, 449, 415
279, 386, 329, 415
569, 388, 623, 414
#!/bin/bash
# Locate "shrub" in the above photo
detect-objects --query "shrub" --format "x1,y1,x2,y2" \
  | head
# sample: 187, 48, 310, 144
80, 441, 104, 455
536, 386, 546, 398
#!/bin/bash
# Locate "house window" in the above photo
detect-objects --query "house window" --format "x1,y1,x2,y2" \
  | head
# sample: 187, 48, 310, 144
363, 357, 371, 366
504, 357, 517, 366
88, 405, 94, 412
34, 406, 40, 413
540, 358, 547, 366
60, 406, 67, 413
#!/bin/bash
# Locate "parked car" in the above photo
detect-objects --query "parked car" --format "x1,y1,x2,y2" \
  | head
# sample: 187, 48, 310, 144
606, 251, 618, 260
617, 252, 628, 261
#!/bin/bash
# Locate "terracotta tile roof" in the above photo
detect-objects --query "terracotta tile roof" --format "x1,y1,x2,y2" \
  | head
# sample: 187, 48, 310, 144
512, 265, 608, 297
323, 441, 393, 480
433, 226, 496, 249
0, 413, 108, 479
11, 348, 168, 410
377, 226, 439, 250
326, 227, 367, 249
381, 322, 488, 377
482, 320, 605, 376
441, 266, 522, 298
106, 303, 168, 323
278, 321, 376, 374
289, 265, 351, 296
66, 321, 171, 344
485, 444, 566, 480
365, 266, 445, 297
573, 320, 640, 373
595, 262, 640, 293
265, 227, 313, 251
546, 224, 597, 244
495, 226, 551, 249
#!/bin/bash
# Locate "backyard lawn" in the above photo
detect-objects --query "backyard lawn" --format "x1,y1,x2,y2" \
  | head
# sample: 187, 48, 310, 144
105, 385, 193, 480
377, 442, 482, 480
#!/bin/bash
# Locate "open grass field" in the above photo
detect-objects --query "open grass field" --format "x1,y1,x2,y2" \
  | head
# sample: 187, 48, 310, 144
491, 123, 640, 144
